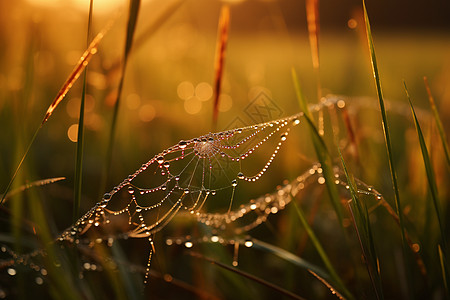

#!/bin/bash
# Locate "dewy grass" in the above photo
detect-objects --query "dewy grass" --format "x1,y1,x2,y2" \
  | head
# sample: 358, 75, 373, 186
292, 68, 344, 224
338, 148, 383, 300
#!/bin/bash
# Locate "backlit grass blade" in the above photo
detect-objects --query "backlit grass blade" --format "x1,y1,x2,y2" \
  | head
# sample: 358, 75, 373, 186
362, 0, 408, 252
404, 82, 446, 251
292, 198, 354, 300
74, 0, 93, 222
212, 5, 230, 128
423, 76, 450, 168
292, 68, 344, 223
439, 245, 449, 297
404, 82, 449, 290
2, 177, 65, 203
338, 148, 383, 299
102, 0, 141, 192
0, 19, 114, 206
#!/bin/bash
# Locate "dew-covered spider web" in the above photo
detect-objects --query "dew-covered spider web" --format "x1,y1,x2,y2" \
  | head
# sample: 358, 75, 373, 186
1, 96, 394, 286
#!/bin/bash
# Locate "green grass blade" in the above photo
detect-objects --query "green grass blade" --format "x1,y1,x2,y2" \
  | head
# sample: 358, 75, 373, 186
291, 68, 344, 224
291, 199, 354, 300
362, 2, 413, 295
423, 76, 450, 168
404, 82, 446, 251
404, 82, 449, 291
362, 0, 403, 232
338, 148, 384, 300
73, 0, 93, 222
101, 0, 141, 192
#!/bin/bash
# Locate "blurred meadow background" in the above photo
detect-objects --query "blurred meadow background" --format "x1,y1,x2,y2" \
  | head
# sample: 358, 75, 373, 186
0, 0, 449, 299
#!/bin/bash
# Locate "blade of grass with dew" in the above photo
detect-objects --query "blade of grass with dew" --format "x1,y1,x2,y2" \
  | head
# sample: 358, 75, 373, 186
251, 238, 345, 299
291, 68, 344, 224
0, 19, 114, 206
338, 148, 383, 300
212, 5, 230, 128
291, 197, 354, 300
74, 0, 93, 223
423, 76, 450, 168
404, 82, 449, 290
188, 251, 306, 300
101, 0, 141, 194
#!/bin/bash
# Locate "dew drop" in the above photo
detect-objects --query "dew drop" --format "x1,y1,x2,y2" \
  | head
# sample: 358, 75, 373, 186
211, 190, 216, 196
103, 193, 111, 201
231, 179, 238, 187
211, 235, 219, 243
163, 161, 170, 168
7, 268, 16, 276
175, 176, 180, 181
280, 133, 287, 141
184, 241, 193, 248
128, 186, 134, 194
244, 240, 253, 248
178, 140, 187, 149
156, 156, 164, 164
237, 172, 244, 180
293, 118, 300, 125
35, 277, 44, 285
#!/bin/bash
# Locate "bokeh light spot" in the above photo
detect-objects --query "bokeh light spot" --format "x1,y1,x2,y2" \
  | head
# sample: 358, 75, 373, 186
195, 82, 213, 101
184, 96, 202, 115
67, 124, 79, 142
126, 93, 141, 110
177, 81, 195, 100
139, 104, 156, 122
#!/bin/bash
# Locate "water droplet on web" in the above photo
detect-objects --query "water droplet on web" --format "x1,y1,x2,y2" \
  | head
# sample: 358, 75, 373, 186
156, 156, 164, 164
231, 179, 237, 187
103, 193, 111, 200
128, 186, 134, 194
163, 161, 170, 168
175, 176, 180, 181
244, 239, 253, 248
178, 140, 187, 149
35, 277, 44, 285
7, 268, 16, 276
184, 241, 193, 248
237, 172, 244, 180
161, 185, 167, 191
211, 235, 219, 243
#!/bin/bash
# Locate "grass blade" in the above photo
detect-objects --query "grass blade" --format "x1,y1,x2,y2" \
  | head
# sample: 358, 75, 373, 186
362, 3, 416, 296
0, 18, 114, 206
404, 82, 449, 290
2, 177, 65, 203
439, 245, 449, 297
291, 68, 344, 223
291, 198, 354, 300
102, 0, 141, 192
188, 251, 306, 300
212, 5, 230, 128
423, 76, 450, 168
73, 0, 93, 222
338, 148, 383, 299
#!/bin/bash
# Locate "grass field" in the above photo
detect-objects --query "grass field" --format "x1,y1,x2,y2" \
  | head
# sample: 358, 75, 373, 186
0, 0, 449, 299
